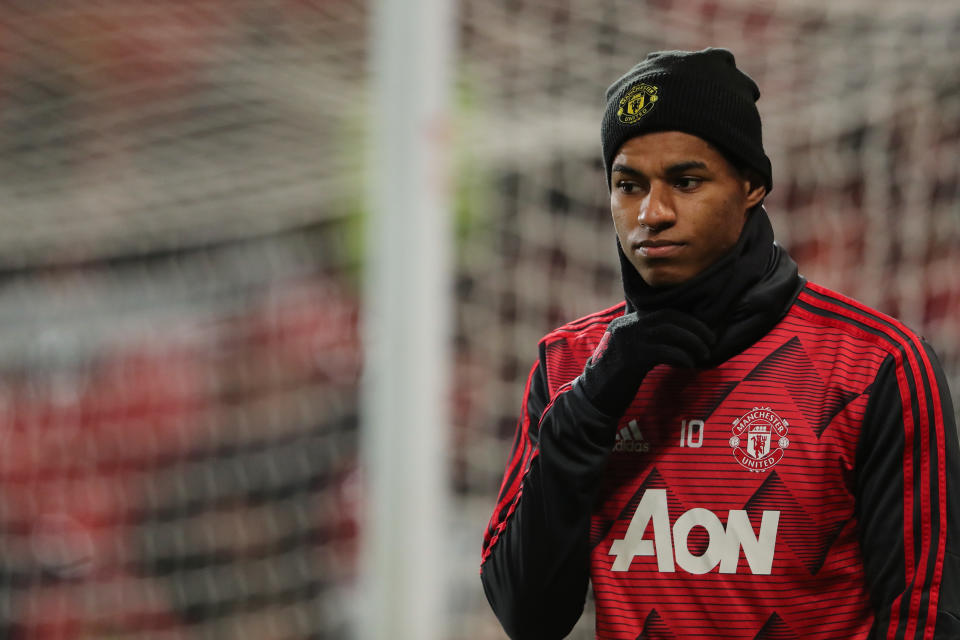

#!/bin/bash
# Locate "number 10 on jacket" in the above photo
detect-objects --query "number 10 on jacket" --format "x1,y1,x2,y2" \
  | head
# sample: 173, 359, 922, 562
680, 419, 705, 448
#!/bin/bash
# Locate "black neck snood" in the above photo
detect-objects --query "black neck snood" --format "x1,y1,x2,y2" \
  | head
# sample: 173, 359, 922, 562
618, 206, 803, 366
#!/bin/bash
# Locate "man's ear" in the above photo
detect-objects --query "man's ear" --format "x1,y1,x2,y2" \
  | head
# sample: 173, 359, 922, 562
743, 170, 766, 209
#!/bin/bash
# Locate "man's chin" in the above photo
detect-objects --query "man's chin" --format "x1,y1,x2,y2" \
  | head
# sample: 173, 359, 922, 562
636, 265, 695, 288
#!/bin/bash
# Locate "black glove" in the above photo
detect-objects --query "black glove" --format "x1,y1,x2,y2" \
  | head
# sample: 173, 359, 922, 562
577, 309, 715, 417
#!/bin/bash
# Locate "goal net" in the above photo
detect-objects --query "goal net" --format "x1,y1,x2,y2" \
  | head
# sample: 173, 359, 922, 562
0, 2, 364, 638
0, 0, 957, 639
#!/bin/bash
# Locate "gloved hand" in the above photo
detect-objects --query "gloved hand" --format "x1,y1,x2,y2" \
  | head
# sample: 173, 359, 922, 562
577, 309, 715, 417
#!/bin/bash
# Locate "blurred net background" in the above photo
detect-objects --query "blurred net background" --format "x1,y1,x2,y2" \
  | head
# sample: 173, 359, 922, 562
0, 0, 957, 638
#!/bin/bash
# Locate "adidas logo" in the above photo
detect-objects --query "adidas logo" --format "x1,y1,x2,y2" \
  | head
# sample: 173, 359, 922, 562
614, 420, 649, 453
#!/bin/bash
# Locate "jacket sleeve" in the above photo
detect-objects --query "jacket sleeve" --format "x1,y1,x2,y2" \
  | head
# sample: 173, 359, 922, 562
856, 340, 960, 639
480, 341, 619, 640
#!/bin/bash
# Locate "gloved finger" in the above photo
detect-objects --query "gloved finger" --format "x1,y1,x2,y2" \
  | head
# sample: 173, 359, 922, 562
642, 309, 716, 348
664, 312, 716, 347
605, 312, 641, 335
645, 324, 713, 362
643, 344, 698, 369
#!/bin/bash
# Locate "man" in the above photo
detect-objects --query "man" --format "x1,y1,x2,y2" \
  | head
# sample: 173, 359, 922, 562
480, 48, 959, 639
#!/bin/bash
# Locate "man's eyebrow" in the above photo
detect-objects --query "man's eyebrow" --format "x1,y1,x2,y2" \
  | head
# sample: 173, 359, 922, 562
610, 160, 709, 178
610, 163, 643, 178
664, 160, 708, 174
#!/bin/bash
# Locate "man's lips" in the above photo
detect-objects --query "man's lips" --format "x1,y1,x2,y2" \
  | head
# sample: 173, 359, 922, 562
634, 240, 685, 258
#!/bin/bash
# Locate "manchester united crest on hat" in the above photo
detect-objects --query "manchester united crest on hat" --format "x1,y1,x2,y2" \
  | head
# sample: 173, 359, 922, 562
616, 83, 659, 124
729, 407, 790, 472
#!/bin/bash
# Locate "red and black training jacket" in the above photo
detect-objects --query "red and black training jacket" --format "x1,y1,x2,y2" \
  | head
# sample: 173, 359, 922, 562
481, 274, 959, 639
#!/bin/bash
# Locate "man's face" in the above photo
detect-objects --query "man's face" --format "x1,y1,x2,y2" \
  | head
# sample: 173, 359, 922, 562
609, 131, 766, 287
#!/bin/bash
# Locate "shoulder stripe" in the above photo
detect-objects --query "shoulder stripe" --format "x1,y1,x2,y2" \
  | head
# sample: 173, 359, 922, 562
563, 302, 626, 331
537, 380, 575, 431
481, 370, 580, 567
797, 286, 946, 639
544, 320, 613, 342
541, 303, 625, 341
797, 296, 920, 640
798, 291, 932, 640
482, 360, 540, 565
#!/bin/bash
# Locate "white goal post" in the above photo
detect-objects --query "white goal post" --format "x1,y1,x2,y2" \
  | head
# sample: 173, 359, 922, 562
361, 0, 458, 638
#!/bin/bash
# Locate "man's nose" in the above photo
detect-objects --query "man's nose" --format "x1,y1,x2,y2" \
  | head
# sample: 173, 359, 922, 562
638, 183, 676, 230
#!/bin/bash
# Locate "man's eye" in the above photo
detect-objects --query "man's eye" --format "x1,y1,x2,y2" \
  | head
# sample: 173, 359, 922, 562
675, 177, 702, 190
617, 181, 640, 194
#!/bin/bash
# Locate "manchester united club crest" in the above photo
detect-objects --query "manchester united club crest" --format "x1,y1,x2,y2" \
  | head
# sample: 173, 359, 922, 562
616, 83, 659, 124
729, 407, 790, 472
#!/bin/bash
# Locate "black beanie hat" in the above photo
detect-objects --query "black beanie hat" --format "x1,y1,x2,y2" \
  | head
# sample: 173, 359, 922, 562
601, 47, 772, 193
